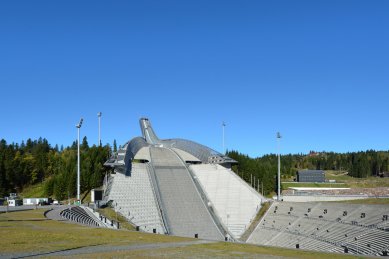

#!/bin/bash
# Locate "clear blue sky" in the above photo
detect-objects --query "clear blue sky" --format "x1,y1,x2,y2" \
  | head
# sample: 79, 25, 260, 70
1, 1, 388, 157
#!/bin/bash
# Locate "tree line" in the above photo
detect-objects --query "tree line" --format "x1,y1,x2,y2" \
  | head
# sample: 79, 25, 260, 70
1, 137, 388, 200
227, 149, 389, 196
0, 138, 111, 200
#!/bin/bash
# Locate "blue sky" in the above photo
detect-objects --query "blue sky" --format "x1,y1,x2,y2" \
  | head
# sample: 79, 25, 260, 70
1, 1, 388, 157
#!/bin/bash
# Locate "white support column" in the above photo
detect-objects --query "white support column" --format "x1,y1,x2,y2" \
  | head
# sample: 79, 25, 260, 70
277, 132, 282, 201
76, 118, 83, 204
98, 112, 102, 146
222, 121, 226, 154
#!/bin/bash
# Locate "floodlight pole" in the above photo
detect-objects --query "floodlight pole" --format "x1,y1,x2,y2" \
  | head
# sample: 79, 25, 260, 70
222, 121, 226, 154
277, 132, 282, 201
97, 112, 102, 146
76, 118, 83, 203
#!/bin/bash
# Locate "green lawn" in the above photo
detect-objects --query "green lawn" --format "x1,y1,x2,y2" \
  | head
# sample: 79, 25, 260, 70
282, 171, 389, 189
0, 209, 367, 258
282, 182, 348, 189
333, 198, 389, 205
70, 240, 365, 259
325, 171, 389, 187
0, 209, 188, 254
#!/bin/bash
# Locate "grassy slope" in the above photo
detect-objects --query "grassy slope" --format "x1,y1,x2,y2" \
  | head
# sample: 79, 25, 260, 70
333, 198, 389, 205
98, 207, 135, 231
20, 182, 46, 198
283, 182, 348, 188
81, 190, 91, 203
0, 209, 365, 258
20, 180, 93, 204
240, 201, 271, 241
326, 170, 389, 187
282, 170, 389, 189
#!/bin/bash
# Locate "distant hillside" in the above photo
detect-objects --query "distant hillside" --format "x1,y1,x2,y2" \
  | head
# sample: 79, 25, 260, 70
227, 149, 389, 195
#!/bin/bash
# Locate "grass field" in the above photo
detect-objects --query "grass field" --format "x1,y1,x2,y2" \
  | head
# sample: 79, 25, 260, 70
282, 170, 389, 189
333, 198, 389, 205
325, 171, 389, 188
0, 209, 367, 258
74, 242, 366, 259
282, 182, 348, 189
0, 209, 189, 254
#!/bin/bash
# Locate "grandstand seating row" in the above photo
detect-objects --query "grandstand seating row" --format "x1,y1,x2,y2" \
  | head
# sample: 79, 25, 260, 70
60, 206, 102, 227
106, 163, 165, 234
248, 201, 389, 256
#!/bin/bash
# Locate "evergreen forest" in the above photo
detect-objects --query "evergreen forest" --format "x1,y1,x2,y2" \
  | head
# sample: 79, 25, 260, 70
0, 138, 111, 200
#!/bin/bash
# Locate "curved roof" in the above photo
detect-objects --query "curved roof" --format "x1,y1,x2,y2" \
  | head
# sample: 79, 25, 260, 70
105, 118, 237, 169
139, 118, 236, 165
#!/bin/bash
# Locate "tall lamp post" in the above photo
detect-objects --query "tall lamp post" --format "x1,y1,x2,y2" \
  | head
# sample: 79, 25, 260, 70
277, 132, 282, 201
76, 118, 83, 204
222, 121, 226, 154
97, 112, 102, 146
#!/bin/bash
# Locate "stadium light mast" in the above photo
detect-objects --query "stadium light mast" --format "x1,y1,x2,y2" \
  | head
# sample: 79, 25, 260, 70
277, 132, 282, 201
76, 118, 83, 204
97, 112, 102, 146
222, 121, 226, 155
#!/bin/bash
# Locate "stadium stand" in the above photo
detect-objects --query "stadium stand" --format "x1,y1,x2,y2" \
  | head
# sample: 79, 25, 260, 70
248, 201, 389, 256
60, 206, 102, 227
106, 163, 165, 234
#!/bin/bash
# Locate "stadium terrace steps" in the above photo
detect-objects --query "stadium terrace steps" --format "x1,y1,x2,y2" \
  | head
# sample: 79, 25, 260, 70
60, 206, 101, 227
149, 146, 224, 240
248, 201, 389, 256
107, 163, 165, 234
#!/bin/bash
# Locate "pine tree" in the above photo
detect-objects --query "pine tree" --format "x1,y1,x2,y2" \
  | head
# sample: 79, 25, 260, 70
82, 137, 89, 150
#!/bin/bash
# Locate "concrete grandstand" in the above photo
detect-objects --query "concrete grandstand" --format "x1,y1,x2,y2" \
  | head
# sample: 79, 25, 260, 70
247, 201, 389, 256
103, 118, 264, 241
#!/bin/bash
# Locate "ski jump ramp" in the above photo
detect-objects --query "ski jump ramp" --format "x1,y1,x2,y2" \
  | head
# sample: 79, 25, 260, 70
104, 118, 263, 240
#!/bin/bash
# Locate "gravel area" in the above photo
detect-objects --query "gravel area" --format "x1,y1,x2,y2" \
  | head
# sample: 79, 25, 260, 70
43, 205, 70, 221
0, 205, 55, 213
